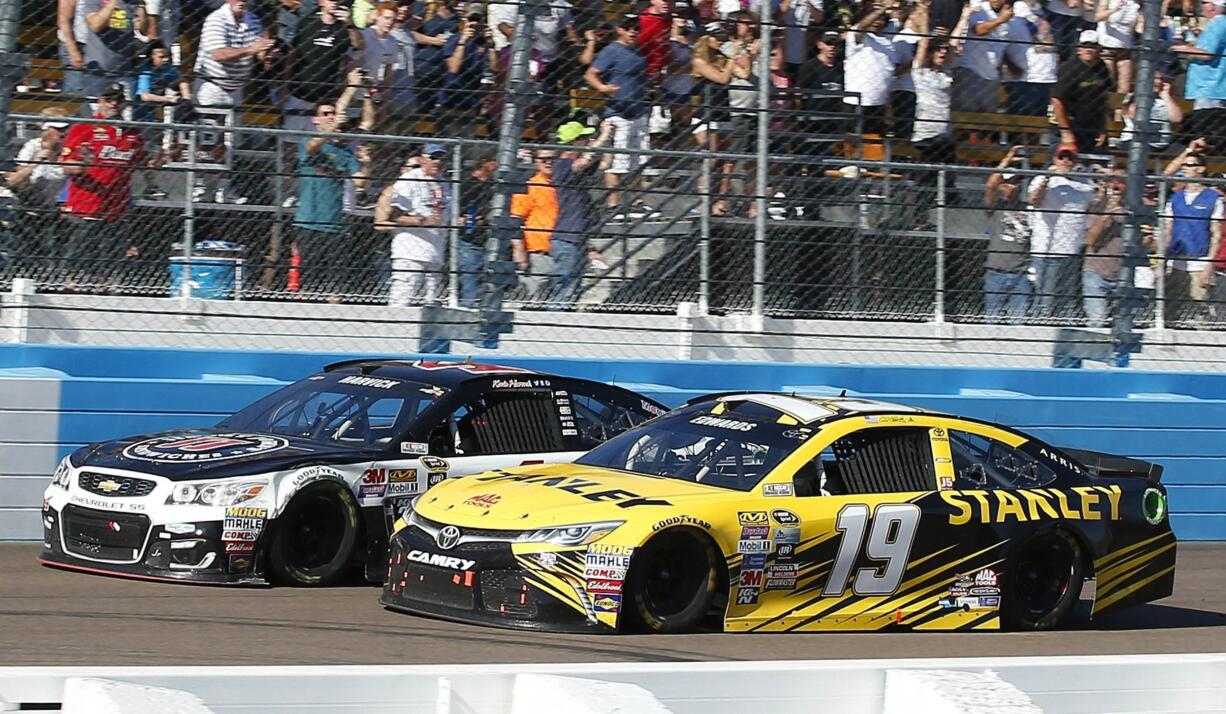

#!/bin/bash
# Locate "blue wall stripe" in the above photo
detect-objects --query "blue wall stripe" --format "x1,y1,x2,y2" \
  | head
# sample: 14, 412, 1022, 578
3, 344, 1225, 541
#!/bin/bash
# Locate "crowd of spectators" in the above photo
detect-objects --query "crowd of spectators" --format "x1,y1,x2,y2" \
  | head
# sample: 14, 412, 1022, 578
8, 0, 1226, 325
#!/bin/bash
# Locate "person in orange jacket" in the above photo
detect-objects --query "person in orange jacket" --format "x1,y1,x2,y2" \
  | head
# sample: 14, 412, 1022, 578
510, 149, 559, 304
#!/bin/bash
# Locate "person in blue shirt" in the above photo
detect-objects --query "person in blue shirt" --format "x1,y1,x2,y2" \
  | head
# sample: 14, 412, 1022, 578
442, 10, 496, 139
133, 41, 190, 200
1173, 0, 1226, 152
412, 0, 461, 116
293, 101, 372, 296
584, 15, 660, 222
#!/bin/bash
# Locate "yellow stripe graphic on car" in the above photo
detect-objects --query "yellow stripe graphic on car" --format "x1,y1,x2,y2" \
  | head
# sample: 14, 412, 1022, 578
1094, 564, 1177, 612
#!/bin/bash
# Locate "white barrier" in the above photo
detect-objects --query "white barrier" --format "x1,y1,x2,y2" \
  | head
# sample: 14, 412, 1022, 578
1, 654, 1224, 714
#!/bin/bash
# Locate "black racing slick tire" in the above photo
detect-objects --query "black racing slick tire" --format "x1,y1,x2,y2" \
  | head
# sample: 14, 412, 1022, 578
1002, 530, 1086, 631
624, 529, 719, 634
267, 481, 361, 587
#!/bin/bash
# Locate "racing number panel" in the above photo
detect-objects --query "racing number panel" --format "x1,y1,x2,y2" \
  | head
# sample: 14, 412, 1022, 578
722, 415, 1165, 633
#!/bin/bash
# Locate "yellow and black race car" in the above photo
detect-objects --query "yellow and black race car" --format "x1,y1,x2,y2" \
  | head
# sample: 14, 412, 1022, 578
380, 392, 1176, 633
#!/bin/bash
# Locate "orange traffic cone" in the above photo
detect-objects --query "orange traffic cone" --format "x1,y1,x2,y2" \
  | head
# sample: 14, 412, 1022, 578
287, 242, 301, 292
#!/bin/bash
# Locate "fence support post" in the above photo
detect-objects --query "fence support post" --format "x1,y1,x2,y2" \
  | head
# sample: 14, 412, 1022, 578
180, 130, 198, 298
752, 3, 773, 319
0, 0, 28, 172
1115, 0, 1164, 357
449, 144, 462, 308
699, 153, 711, 315
935, 169, 946, 324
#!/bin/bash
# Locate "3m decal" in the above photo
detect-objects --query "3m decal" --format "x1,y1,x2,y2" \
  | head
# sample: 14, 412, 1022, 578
406, 549, 475, 570
738, 511, 768, 526
823, 503, 921, 597
338, 375, 401, 389
941, 486, 1121, 525
362, 469, 388, 485
740, 569, 764, 588
771, 509, 800, 526
123, 433, 288, 463
475, 472, 672, 508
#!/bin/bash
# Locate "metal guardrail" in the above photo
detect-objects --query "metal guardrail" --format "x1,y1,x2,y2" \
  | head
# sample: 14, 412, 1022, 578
2, 654, 1224, 713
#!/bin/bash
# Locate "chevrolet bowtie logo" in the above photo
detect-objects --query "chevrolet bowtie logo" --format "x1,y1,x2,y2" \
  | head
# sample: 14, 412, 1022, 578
97, 479, 122, 494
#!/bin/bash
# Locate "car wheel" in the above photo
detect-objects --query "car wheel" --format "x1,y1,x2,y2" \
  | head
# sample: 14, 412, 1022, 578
1002, 530, 1085, 631
624, 529, 719, 633
267, 481, 360, 587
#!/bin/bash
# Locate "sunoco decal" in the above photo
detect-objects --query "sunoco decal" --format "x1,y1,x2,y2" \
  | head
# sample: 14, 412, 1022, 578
124, 433, 289, 463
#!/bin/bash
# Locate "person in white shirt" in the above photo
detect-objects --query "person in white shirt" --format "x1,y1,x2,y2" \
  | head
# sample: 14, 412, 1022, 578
1028, 144, 1098, 318
6, 109, 69, 265
844, 1, 901, 137
1003, 1, 1059, 117
1094, 0, 1138, 92
378, 144, 451, 307
953, 0, 1012, 113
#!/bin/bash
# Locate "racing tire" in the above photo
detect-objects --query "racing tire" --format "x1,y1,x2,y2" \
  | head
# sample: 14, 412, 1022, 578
1001, 530, 1085, 631
623, 529, 719, 634
267, 481, 361, 587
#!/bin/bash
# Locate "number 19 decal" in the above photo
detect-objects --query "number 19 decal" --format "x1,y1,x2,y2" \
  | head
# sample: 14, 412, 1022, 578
822, 503, 921, 596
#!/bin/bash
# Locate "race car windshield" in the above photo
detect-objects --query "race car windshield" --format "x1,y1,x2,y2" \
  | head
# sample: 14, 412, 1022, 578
575, 401, 808, 491
218, 373, 449, 445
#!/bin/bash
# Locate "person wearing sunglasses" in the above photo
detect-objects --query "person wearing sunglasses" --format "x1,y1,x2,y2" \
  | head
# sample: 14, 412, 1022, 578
1028, 143, 1097, 320
1161, 152, 1223, 326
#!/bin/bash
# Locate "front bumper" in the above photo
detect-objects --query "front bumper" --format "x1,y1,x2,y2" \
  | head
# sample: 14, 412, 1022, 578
40, 502, 268, 585
380, 525, 613, 633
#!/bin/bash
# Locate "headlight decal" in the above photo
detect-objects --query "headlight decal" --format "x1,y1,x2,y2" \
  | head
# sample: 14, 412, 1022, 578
516, 521, 624, 547
166, 479, 268, 507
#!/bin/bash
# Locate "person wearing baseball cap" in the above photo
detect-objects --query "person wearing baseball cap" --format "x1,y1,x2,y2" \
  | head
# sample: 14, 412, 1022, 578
1049, 25, 1112, 153
7, 107, 71, 262
546, 119, 614, 306
380, 139, 451, 308
59, 79, 146, 287
983, 145, 1033, 323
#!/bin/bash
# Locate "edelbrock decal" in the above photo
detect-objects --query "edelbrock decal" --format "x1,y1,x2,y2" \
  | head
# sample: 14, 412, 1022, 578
124, 433, 289, 463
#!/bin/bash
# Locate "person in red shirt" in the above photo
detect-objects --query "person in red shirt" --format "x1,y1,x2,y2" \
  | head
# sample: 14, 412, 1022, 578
60, 81, 144, 286
639, 0, 673, 82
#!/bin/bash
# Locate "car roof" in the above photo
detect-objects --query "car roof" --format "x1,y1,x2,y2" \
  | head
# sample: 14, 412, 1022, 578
688, 391, 927, 425
322, 359, 544, 387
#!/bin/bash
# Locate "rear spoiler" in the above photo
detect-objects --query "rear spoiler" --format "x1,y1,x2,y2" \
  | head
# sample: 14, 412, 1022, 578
1062, 448, 1163, 484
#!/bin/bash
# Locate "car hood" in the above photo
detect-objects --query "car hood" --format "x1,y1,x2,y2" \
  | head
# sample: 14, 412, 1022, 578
415, 463, 729, 529
70, 429, 370, 482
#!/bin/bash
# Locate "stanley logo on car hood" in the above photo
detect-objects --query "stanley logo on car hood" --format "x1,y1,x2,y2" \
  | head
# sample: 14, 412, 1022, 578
416, 464, 724, 528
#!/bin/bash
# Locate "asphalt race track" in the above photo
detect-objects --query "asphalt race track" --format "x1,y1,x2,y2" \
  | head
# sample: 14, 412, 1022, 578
2, 543, 1224, 666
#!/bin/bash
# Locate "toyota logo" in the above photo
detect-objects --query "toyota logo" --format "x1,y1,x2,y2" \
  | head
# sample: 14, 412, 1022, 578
436, 525, 461, 550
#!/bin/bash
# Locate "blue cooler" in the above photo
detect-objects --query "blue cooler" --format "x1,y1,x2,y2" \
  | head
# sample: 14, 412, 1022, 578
169, 256, 240, 300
